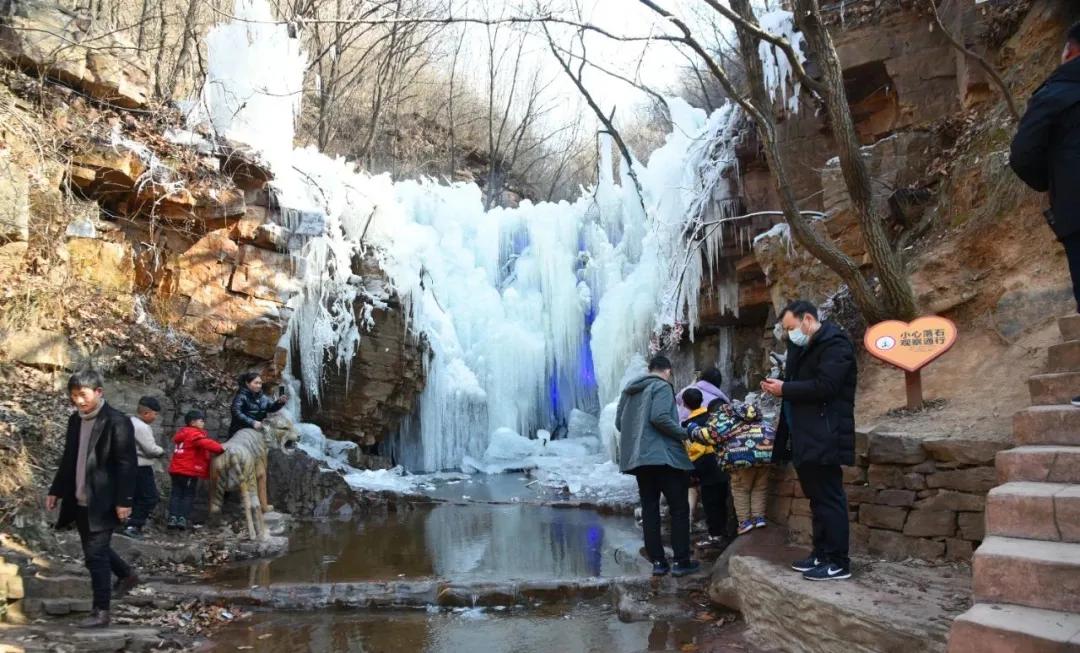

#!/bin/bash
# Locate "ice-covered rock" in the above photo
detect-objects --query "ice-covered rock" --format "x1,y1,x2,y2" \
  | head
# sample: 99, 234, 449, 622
483, 428, 541, 466
568, 409, 600, 441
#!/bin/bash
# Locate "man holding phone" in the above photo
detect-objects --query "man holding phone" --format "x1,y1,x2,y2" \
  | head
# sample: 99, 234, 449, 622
761, 300, 857, 581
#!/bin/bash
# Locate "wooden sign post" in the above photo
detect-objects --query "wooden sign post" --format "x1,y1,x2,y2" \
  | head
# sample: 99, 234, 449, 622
863, 316, 958, 411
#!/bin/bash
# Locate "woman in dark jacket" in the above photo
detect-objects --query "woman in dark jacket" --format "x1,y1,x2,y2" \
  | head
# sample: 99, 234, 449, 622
228, 372, 288, 438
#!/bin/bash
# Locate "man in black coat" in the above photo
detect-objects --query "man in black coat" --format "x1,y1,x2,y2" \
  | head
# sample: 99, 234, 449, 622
762, 300, 857, 581
46, 370, 140, 628
1010, 22, 1080, 406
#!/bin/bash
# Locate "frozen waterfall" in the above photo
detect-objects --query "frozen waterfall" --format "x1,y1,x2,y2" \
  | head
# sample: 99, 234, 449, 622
194, 0, 759, 475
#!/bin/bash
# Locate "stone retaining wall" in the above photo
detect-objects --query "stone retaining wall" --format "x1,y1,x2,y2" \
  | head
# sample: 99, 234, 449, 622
767, 430, 1010, 561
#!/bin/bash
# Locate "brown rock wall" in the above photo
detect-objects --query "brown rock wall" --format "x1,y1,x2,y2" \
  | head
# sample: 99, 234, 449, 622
301, 262, 427, 446
0, 3, 153, 109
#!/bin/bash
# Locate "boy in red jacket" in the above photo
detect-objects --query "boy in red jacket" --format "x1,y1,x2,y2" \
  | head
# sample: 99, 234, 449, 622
167, 410, 223, 531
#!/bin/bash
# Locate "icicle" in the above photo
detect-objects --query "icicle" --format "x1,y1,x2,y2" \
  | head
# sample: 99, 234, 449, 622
756, 9, 809, 114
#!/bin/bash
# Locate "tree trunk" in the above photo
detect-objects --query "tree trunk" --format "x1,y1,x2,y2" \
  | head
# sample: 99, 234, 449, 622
153, 2, 167, 98
167, 0, 202, 100
792, 0, 917, 320
136, 0, 151, 52
728, 0, 888, 323
447, 26, 465, 180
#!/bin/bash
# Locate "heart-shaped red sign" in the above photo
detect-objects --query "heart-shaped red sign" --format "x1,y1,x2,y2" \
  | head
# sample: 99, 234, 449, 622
863, 316, 958, 373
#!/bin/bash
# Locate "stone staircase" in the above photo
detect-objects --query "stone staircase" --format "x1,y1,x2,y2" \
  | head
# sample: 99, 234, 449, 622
948, 314, 1080, 652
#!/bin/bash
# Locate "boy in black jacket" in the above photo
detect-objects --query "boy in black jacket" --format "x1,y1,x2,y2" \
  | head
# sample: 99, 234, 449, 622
46, 370, 140, 628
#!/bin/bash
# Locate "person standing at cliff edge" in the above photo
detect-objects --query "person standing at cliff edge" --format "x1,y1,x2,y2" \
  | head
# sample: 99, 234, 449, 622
1011, 22, 1080, 406
616, 355, 701, 577
761, 300, 857, 581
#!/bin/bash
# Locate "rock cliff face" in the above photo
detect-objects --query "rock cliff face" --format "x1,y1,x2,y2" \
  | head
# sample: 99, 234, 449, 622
301, 265, 427, 446
690, 3, 1071, 403
0, 1, 426, 449
0, 1, 153, 109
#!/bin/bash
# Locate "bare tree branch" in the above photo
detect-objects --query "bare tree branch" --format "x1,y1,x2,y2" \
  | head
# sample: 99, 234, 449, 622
542, 23, 646, 212
926, 0, 1019, 122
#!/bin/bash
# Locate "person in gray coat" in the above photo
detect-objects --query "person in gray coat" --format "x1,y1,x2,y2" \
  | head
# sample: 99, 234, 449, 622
616, 355, 700, 577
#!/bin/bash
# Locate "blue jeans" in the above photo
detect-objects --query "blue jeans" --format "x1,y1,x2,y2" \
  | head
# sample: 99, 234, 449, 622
167, 474, 199, 521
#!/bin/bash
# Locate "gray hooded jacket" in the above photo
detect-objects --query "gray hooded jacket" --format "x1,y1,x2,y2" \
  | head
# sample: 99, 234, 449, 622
615, 374, 693, 473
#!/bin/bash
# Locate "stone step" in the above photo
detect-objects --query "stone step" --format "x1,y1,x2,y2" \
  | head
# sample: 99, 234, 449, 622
151, 577, 632, 610
22, 574, 91, 600
1014, 407, 1080, 446
948, 603, 1080, 653
1061, 314, 1080, 342
997, 446, 1080, 483
723, 555, 969, 653
1029, 372, 1080, 406
1048, 341, 1080, 373
973, 536, 1080, 613
985, 482, 1080, 543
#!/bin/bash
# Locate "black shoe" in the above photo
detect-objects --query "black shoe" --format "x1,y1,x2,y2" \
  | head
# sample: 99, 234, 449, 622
651, 560, 671, 576
791, 555, 824, 572
176, 517, 188, 531
76, 609, 110, 628
1072, 396, 1080, 407
113, 574, 141, 598
119, 525, 143, 540
671, 559, 702, 577
166, 515, 179, 530
802, 563, 851, 581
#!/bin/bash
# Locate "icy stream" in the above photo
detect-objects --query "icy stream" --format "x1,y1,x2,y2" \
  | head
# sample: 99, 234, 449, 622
201, 478, 769, 653
188, 0, 802, 489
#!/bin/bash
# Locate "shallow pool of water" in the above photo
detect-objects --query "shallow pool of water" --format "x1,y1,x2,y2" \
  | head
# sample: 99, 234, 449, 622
202, 603, 759, 653
212, 502, 648, 588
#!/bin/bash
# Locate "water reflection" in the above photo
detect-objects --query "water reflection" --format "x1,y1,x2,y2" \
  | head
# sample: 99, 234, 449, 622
212, 503, 644, 588
205, 605, 730, 653
424, 504, 611, 579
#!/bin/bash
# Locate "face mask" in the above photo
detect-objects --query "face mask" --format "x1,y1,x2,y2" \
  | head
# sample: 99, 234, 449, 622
788, 327, 809, 347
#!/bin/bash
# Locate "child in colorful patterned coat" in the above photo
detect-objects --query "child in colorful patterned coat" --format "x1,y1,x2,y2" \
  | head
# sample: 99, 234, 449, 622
687, 401, 774, 535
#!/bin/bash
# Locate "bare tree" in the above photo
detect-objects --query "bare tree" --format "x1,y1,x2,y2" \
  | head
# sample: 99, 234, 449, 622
446, 24, 465, 179
620, 0, 917, 322
164, 0, 200, 99
542, 24, 646, 211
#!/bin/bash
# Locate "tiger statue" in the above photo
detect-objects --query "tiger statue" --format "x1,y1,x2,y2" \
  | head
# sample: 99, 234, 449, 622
208, 411, 299, 540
